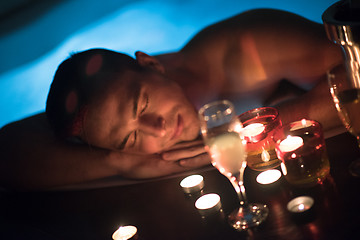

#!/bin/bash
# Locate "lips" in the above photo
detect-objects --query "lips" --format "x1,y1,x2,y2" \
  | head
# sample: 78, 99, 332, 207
170, 114, 184, 140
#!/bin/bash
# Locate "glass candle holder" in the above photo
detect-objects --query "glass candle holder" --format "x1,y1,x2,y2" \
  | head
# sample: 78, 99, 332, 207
238, 107, 282, 171
274, 119, 330, 187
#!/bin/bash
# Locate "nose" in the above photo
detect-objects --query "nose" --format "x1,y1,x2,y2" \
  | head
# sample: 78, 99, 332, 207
139, 114, 166, 137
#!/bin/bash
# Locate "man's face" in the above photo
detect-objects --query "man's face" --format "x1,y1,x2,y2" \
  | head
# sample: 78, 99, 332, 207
81, 69, 200, 154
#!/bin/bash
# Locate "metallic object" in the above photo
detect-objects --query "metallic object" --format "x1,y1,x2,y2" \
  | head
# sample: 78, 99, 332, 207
322, 0, 360, 88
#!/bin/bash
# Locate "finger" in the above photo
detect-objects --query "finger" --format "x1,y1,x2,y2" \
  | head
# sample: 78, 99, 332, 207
179, 153, 211, 168
162, 145, 207, 161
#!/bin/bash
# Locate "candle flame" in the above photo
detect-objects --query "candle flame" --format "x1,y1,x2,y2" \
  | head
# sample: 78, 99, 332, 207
234, 122, 243, 134
281, 162, 287, 176
261, 149, 270, 162
298, 203, 305, 211
301, 119, 307, 126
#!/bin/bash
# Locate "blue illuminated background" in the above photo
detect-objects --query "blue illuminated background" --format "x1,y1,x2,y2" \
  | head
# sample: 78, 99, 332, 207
0, 0, 338, 128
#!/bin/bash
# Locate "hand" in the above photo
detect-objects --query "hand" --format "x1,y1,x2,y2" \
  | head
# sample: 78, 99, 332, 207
161, 139, 211, 168
108, 140, 211, 180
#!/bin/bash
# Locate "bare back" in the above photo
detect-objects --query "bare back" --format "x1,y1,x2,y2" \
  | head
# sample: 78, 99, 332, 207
162, 9, 342, 111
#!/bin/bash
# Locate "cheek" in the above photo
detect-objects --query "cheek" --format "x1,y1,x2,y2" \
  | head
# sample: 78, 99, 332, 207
139, 136, 164, 154
184, 114, 201, 140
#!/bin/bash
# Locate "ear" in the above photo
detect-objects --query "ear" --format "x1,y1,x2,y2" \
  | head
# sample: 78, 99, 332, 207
135, 51, 165, 73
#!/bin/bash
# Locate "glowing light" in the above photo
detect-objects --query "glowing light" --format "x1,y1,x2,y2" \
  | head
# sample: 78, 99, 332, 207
112, 225, 137, 240
195, 193, 221, 210
290, 119, 312, 131
287, 196, 314, 213
180, 175, 204, 193
279, 135, 304, 152
301, 119, 310, 127
261, 149, 270, 162
256, 169, 282, 184
281, 162, 287, 175
242, 123, 265, 137
298, 203, 305, 211
234, 122, 243, 133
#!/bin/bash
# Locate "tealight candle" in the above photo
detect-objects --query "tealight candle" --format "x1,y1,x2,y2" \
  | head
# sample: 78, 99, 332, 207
112, 225, 137, 240
279, 135, 304, 152
180, 175, 204, 194
242, 123, 265, 138
290, 119, 313, 131
256, 169, 282, 185
195, 193, 221, 215
287, 196, 314, 213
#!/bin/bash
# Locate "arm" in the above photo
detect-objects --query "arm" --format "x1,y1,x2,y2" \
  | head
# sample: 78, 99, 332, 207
0, 113, 209, 191
276, 73, 345, 134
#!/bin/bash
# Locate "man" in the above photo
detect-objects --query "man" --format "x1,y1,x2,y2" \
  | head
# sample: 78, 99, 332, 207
0, 9, 343, 190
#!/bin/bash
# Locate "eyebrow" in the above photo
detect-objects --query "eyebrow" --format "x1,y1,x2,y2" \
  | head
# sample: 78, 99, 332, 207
118, 81, 141, 150
132, 81, 141, 119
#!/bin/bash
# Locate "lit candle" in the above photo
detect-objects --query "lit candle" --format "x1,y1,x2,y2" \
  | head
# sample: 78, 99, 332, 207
195, 193, 222, 215
287, 196, 314, 213
256, 169, 282, 184
112, 225, 137, 240
242, 123, 265, 137
279, 135, 304, 152
180, 175, 204, 194
301, 119, 314, 128
290, 119, 312, 131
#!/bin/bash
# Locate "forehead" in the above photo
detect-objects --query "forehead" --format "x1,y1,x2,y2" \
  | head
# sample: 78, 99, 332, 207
93, 69, 141, 100
81, 70, 141, 142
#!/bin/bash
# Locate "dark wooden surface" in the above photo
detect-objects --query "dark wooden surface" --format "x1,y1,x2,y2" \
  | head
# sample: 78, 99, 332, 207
1, 132, 360, 240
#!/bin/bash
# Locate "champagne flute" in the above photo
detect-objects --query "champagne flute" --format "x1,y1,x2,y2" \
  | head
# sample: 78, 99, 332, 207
328, 64, 360, 176
198, 100, 268, 230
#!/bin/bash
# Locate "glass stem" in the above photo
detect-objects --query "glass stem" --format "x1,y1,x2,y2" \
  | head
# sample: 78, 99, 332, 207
229, 162, 248, 206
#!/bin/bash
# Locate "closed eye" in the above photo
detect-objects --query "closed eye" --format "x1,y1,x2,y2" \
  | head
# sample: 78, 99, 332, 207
129, 94, 148, 149
140, 93, 149, 115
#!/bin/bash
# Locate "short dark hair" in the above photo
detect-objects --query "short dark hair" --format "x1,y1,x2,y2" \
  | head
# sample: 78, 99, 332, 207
46, 48, 140, 138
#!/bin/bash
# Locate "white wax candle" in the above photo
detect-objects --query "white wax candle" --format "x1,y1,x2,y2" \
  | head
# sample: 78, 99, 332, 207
195, 193, 221, 210
180, 175, 204, 193
279, 135, 304, 152
256, 169, 282, 184
112, 225, 137, 240
287, 196, 314, 213
242, 123, 265, 137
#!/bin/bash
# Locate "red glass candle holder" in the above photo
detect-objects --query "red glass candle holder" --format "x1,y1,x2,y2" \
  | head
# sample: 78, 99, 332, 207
239, 107, 282, 171
274, 119, 330, 187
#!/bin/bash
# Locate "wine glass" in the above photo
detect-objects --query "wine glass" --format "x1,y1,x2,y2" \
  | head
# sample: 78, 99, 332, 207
328, 64, 360, 176
198, 100, 269, 230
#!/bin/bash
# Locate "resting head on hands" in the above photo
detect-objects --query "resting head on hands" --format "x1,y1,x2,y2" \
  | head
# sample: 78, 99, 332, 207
46, 48, 203, 156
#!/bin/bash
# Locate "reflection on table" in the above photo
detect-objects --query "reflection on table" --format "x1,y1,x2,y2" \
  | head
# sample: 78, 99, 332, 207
1, 132, 360, 240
